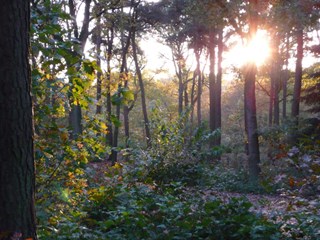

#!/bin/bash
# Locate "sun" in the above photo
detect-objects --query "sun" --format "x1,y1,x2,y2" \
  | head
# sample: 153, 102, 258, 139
224, 30, 270, 68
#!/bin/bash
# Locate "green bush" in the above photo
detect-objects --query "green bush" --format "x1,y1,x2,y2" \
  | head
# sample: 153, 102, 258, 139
82, 182, 281, 240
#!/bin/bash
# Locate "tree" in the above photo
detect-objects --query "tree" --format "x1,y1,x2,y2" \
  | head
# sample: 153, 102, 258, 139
0, 1, 37, 238
244, 0, 261, 182
132, 3, 151, 147
67, 0, 92, 139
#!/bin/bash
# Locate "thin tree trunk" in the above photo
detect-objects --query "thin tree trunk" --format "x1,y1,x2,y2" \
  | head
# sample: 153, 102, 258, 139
106, 26, 114, 146
132, 30, 151, 147
291, 29, 303, 119
110, 24, 132, 164
209, 30, 216, 145
273, 37, 281, 125
269, 72, 274, 126
178, 64, 184, 114
214, 30, 223, 146
96, 15, 102, 115
0, 2, 37, 238
290, 28, 303, 144
282, 34, 290, 120
68, 0, 91, 139
196, 50, 202, 126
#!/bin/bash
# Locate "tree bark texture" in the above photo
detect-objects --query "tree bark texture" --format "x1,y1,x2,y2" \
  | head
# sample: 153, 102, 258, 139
244, 0, 260, 182
291, 29, 303, 119
209, 31, 216, 136
244, 63, 261, 182
195, 50, 202, 126
289, 28, 303, 144
0, 1, 37, 238
95, 14, 102, 115
106, 26, 114, 146
214, 31, 223, 146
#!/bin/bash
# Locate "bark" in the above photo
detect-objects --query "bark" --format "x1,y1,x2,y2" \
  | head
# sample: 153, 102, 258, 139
290, 28, 303, 144
195, 50, 202, 126
282, 34, 290, 120
68, 0, 92, 139
214, 30, 223, 146
244, 63, 261, 182
244, 0, 260, 182
209, 30, 216, 135
106, 25, 114, 146
172, 45, 184, 115
0, 1, 37, 238
291, 29, 303, 119
132, 30, 151, 147
273, 37, 281, 125
96, 14, 102, 115
110, 23, 132, 164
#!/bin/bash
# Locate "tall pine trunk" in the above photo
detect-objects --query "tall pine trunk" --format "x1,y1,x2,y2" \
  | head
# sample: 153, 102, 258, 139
106, 26, 114, 146
132, 30, 151, 147
195, 49, 202, 126
214, 30, 223, 146
209, 30, 216, 140
290, 28, 303, 144
0, 2, 37, 238
244, 0, 260, 182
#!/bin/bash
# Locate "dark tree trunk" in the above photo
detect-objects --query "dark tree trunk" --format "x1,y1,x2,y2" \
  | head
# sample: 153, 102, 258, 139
282, 34, 290, 120
291, 29, 303, 119
273, 37, 281, 125
209, 30, 216, 137
106, 26, 114, 146
290, 28, 303, 144
132, 29, 151, 147
244, 63, 261, 182
269, 71, 274, 126
0, 2, 37, 238
96, 14, 102, 115
110, 25, 131, 164
178, 63, 184, 114
68, 0, 91, 139
195, 49, 202, 126
214, 30, 223, 146
244, 0, 260, 182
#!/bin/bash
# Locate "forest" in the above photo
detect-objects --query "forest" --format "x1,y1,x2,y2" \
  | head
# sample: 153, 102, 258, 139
0, 0, 319, 239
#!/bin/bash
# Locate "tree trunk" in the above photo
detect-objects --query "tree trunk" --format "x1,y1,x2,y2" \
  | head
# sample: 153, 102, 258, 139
132, 30, 151, 147
214, 30, 223, 146
282, 34, 290, 120
291, 29, 303, 119
195, 50, 202, 126
110, 25, 131, 164
244, 63, 261, 182
68, 0, 91, 139
106, 26, 114, 146
269, 70, 274, 126
273, 37, 281, 125
0, 2, 37, 238
96, 14, 102, 115
244, 0, 260, 182
209, 30, 216, 137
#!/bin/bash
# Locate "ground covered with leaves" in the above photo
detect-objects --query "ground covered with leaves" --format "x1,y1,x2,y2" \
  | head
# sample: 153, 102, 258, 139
35, 115, 320, 239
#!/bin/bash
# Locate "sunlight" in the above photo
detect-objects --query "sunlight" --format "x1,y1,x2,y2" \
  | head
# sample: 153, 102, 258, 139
224, 30, 270, 68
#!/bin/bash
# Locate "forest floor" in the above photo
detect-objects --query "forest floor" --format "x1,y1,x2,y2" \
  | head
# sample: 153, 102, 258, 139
88, 161, 319, 223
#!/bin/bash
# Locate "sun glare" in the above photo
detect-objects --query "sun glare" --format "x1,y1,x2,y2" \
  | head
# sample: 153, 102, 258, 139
224, 30, 270, 68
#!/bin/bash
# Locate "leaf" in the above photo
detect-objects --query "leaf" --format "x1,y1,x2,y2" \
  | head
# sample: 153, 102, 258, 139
111, 115, 122, 127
